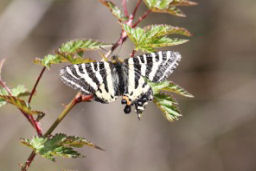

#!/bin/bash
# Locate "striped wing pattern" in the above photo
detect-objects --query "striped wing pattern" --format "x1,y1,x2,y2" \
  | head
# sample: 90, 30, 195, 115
59, 51, 181, 114
125, 51, 181, 83
60, 62, 117, 103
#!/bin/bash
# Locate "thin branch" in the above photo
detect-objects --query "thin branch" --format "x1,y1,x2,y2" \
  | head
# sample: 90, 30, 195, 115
130, 49, 137, 57
21, 151, 36, 171
132, 9, 151, 28
132, 0, 142, 19
28, 67, 46, 103
44, 93, 93, 136
21, 93, 93, 171
122, 0, 129, 17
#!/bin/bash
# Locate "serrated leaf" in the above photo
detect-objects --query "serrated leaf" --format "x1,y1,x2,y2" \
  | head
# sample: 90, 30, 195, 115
100, 1, 128, 21
34, 54, 61, 68
144, 24, 192, 37
123, 24, 189, 52
34, 39, 111, 68
149, 37, 188, 48
58, 39, 111, 54
154, 93, 181, 121
143, 0, 196, 17
0, 85, 30, 107
172, 0, 198, 6
34, 54, 95, 69
149, 80, 194, 97
0, 95, 44, 115
21, 133, 103, 161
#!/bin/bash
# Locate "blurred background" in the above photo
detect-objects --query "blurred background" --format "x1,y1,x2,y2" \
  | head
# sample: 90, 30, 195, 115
0, 0, 256, 171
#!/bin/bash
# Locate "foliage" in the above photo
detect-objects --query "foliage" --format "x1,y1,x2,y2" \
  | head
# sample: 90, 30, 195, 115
149, 80, 193, 121
34, 40, 111, 68
123, 24, 190, 52
0, 1, 195, 170
100, 1, 128, 21
21, 133, 103, 161
0, 85, 29, 107
143, 0, 197, 17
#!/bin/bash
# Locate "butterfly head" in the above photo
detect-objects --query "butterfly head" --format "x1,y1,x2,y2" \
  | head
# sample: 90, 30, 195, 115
121, 94, 152, 117
121, 95, 132, 114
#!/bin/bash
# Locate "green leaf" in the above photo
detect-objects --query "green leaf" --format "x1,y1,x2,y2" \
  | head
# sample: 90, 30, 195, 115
122, 24, 189, 52
34, 39, 111, 68
34, 54, 61, 68
143, 0, 196, 17
149, 80, 194, 98
101, 1, 128, 21
21, 133, 103, 161
58, 39, 111, 54
0, 95, 44, 115
172, 0, 198, 6
144, 24, 192, 37
0, 85, 30, 107
154, 93, 181, 121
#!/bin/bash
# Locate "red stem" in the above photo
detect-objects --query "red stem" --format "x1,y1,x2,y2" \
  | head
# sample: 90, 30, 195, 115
28, 67, 46, 103
132, 0, 142, 19
130, 49, 136, 57
132, 9, 151, 28
122, 0, 129, 17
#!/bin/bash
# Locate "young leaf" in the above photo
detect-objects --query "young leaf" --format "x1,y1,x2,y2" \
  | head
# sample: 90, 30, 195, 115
143, 0, 196, 17
0, 85, 30, 107
172, 0, 198, 6
21, 133, 103, 161
34, 54, 95, 69
100, 1, 128, 22
0, 95, 44, 115
144, 24, 192, 38
153, 93, 181, 121
149, 80, 194, 98
122, 24, 189, 52
34, 39, 111, 68
58, 39, 112, 54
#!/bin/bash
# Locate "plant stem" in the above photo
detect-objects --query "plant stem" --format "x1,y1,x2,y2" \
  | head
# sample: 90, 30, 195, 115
131, 0, 142, 20
132, 9, 151, 28
130, 49, 137, 57
28, 67, 46, 103
44, 93, 92, 136
21, 93, 93, 171
122, 0, 129, 17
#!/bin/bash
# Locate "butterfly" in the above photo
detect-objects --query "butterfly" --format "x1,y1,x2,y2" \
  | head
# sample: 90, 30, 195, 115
60, 51, 181, 116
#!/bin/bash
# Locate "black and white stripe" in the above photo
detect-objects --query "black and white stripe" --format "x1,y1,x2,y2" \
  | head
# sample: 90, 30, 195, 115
60, 50, 181, 114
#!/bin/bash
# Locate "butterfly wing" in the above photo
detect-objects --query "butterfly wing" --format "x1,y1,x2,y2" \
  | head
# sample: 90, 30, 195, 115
124, 51, 181, 83
60, 62, 117, 103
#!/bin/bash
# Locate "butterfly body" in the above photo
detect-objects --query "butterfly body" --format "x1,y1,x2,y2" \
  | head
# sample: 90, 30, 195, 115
60, 51, 181, 115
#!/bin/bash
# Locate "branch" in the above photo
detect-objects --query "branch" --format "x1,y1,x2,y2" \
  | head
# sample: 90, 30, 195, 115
132, 9, 151, 28
21, 93, 93, 171
130, 49, 137, 57
122, 0, 129, 17
28, 67, 46, 103
44, 93, 93, 136
131, 0, 142, 19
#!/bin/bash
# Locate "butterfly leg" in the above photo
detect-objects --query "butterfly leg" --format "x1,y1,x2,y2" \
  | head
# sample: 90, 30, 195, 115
134, 91, 153, 119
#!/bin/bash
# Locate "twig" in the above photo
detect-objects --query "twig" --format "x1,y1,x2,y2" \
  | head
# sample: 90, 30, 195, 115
130, 49, 137, 57
122, 0, 129, 17
21, 93, 93, 171
44, 93, 93, 136
132, 9, 151, 28
28, 67, 46, 103
131, 0, 142, 20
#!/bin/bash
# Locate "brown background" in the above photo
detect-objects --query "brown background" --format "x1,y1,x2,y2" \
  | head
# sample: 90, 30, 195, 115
0, 0, 256, 171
